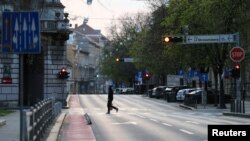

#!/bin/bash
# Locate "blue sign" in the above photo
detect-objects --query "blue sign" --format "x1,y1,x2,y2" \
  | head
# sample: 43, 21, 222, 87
200, 73, 208, 82
2, 11, 40, 54
177, 69, 184, 76
188, 70, 194, 77
137, 71, 142, 78
223, 67, 231, 78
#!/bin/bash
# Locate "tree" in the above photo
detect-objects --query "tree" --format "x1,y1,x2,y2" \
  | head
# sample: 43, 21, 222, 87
99, 14, 142, 86
100, 0, 250, 93
161, 0, 249, 108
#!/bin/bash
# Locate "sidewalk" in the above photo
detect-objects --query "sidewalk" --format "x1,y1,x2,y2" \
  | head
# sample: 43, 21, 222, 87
0, 95, 96, 141
0, 110, 20, 141
56, 95, 96, 141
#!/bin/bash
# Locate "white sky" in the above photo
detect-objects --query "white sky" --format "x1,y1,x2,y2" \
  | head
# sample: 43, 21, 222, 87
61, 0, 149, 36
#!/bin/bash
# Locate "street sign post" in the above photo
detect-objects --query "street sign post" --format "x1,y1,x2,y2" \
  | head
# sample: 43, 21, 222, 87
185, 34, 235, 44
1, 11, 40, 141
230, 47, 245, 62
178, 32, 243, 112
2, 11, 40, 53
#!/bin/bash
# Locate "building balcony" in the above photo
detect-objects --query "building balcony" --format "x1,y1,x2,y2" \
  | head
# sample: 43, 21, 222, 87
40, 19, 70, 32
40, 19, 72, 40
40, 20, 57, 32
38, 1, 65, 8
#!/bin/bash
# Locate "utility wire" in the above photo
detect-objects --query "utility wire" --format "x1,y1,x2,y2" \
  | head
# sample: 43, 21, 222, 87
96, 0, 113, 13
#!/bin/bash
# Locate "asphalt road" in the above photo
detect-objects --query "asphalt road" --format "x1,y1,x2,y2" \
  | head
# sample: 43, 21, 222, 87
78, 94, 250, 141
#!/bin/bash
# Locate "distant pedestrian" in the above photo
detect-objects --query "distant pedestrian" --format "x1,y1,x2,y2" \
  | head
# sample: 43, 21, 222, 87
106, 86, 118, 114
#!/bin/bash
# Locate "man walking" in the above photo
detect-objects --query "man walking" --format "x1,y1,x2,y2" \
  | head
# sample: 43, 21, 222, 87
107, 85, 118, 114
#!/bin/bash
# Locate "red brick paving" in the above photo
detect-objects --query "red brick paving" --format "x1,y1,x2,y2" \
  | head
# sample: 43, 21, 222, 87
60, 95, 96, 141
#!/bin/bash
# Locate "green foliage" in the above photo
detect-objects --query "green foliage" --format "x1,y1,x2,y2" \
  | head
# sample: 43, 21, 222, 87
0, 108, 13, 116
100, 0, 249, 85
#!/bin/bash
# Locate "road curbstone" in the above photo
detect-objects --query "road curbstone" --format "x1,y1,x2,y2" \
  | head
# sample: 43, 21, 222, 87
179, 104, 196, 110
45, 112, 67, 141
223, 112, 250, 118
0, 119, 6, 127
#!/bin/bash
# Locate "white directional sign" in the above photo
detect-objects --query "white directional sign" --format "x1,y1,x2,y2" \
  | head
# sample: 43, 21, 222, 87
124, 58, 134, 62
2, 11, 40, 53
185, 34, 235, 44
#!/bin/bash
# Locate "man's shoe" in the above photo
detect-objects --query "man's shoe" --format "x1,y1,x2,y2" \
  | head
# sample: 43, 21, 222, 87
116, 108, 119, 112
106, 111, 110, 114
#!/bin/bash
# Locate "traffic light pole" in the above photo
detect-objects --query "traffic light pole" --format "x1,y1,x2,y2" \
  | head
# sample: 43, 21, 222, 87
165, 32, 244, 112
20, 55, 24, 141
235, 78, 242, 112
233, 33, 244, 113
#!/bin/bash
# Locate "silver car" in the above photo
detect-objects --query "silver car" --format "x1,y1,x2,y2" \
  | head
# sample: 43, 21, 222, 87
176, 88, 199, 101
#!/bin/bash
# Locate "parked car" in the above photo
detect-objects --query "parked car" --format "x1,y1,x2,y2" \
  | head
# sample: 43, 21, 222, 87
206, 89, 232, 104
165, 85, 190, 102
121, 87, 135, 94
185, 89, 232, 104
151, 86, 168, 98
176, 88, 199, 101
147, 88, 153, 97
185, 89, 203, 103
115, 88, 123, 94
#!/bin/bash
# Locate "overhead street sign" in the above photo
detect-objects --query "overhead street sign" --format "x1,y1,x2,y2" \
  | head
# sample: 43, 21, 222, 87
124, 58, 134, 62
1, 11, 40, 54
230, 47, 245, 62
185, 34, 235, 44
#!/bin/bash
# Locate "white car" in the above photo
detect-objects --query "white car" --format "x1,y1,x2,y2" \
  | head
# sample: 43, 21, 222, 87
176, 88, 198, 101
121, 88, 134, 94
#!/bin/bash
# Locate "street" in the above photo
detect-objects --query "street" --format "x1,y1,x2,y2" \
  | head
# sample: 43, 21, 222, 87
66, 94, 250, 141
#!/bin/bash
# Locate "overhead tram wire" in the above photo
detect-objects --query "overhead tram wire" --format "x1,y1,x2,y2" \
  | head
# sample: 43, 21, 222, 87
96, 0, 114, 13
68, 15, 133, 21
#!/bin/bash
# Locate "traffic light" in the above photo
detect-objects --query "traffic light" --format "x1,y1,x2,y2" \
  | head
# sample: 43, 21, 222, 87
144, 72, 151, 80
230, 64, 240, 78
162, 35, 183, 45
115, 58, 124, 62
58, 67, 70, 79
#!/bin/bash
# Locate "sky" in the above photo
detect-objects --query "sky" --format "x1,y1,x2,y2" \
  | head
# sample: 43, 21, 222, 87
61, 0, 150, 36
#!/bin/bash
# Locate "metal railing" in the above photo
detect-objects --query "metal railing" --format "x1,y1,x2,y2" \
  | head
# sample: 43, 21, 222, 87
24, 98, 62, 141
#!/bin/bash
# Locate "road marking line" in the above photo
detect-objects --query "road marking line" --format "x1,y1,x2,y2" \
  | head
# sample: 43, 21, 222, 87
186, 121, 200, 124
112, 122, 137, 125
149, 118, 158, 122
134, 114, 146, 119
179, 129, 194, 135
162, 123, 172, 126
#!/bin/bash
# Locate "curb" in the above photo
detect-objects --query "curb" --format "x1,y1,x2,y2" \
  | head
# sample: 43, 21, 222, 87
84, 113, 92, 125
45, 112, 67, 141
179, 104, 250, 118
0, 119, 6, 127
223, 112, 250, 118
179, 104, 196, 110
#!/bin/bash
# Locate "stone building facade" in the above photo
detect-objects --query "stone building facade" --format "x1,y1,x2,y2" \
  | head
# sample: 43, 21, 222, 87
0, 0, 71, 106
